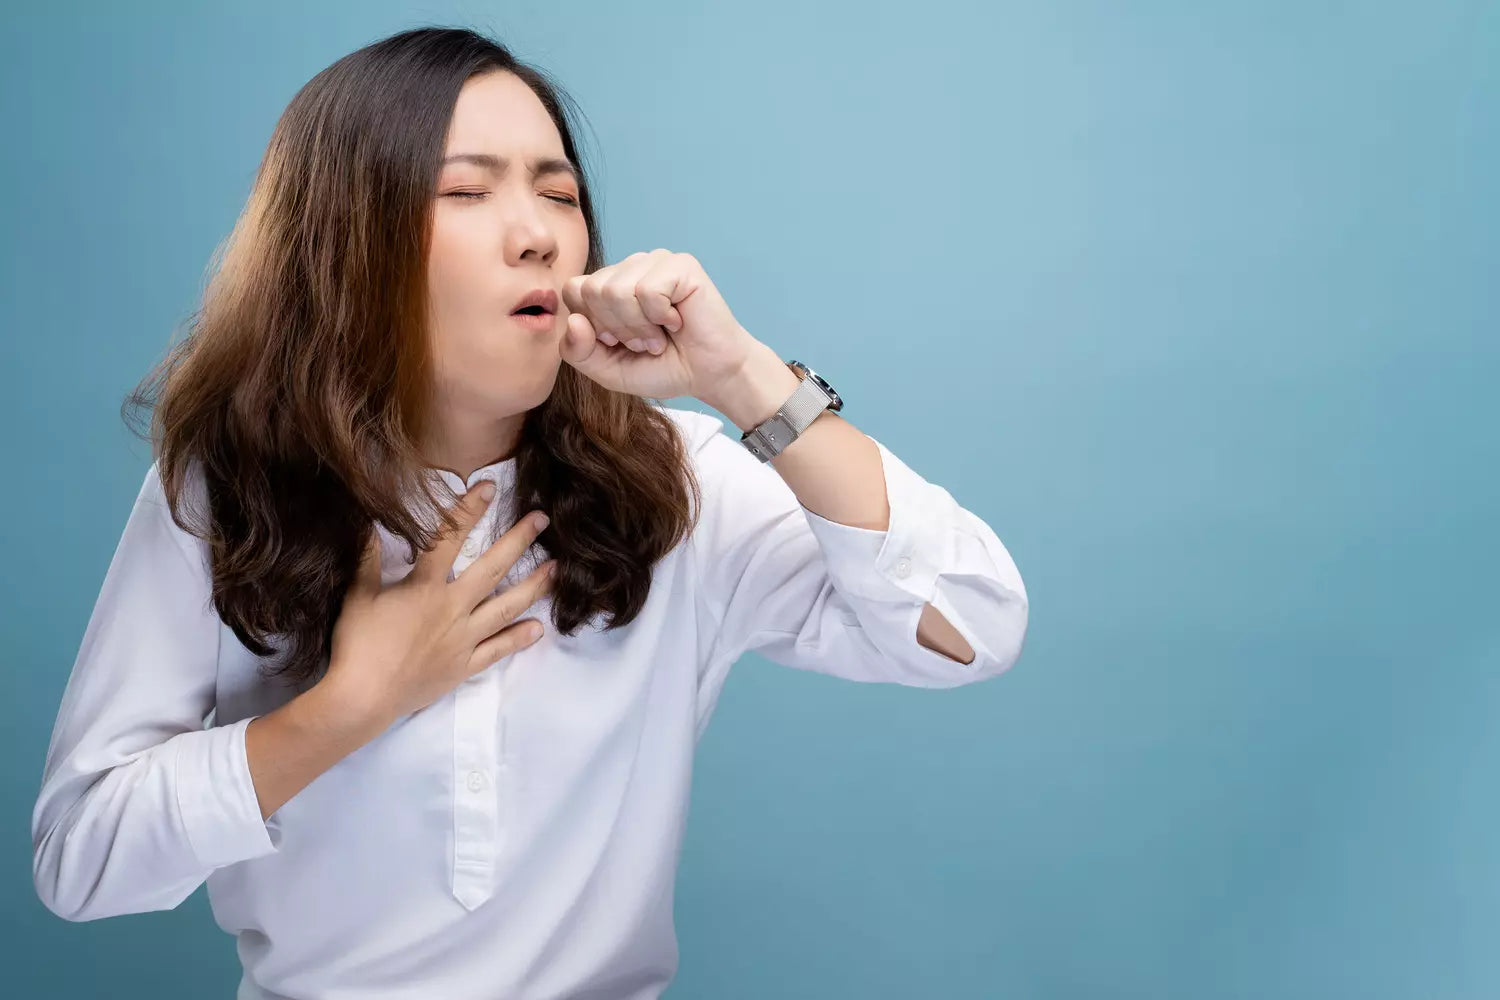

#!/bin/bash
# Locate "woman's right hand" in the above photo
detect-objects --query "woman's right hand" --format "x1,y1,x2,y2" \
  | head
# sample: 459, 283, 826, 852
322, 483, 555, 727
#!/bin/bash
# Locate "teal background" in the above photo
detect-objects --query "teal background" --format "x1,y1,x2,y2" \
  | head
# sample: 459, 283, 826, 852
3, 2, 1496, 997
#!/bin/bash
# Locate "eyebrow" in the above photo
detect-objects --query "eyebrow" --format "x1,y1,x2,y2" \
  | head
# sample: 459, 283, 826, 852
440, 153, 579, 184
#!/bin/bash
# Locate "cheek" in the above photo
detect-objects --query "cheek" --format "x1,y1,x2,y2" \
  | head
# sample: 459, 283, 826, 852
426, 234, 480, 303
568, 223, 591, 270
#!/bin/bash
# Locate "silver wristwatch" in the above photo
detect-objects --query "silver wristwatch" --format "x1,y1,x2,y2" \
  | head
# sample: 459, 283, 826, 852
738, 359, 844, 462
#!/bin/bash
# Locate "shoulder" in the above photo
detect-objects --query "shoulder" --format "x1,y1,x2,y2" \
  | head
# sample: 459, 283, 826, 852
656, 403, 729, 456
653, 399, 799, 542
136, 456, 212, 572
655, 403, 773, 489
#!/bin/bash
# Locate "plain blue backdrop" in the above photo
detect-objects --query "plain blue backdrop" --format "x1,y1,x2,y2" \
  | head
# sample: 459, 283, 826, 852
2, 2, 1495, 997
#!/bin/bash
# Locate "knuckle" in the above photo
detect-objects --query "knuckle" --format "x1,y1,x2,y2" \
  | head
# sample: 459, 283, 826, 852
440, 589, 467, 622
524, 574, 548, 602
480, 601, 508, 629
494, 628, 522, 654
498, 592, 525, 621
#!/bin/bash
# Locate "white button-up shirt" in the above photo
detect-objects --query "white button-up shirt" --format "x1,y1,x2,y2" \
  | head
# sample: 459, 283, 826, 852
32, 404, 1029, 1000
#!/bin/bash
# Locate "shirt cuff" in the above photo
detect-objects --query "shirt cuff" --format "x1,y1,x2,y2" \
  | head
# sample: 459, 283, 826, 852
174, 715, 280, 869
798, 435, 953, 605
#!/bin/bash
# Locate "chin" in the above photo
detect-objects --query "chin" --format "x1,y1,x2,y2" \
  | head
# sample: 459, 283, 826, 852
509, 363, 563, 411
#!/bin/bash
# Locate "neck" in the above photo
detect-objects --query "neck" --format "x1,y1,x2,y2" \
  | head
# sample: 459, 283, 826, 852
419, 408, 526, 483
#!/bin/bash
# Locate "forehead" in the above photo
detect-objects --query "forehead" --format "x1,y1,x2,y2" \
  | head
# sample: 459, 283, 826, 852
443, 71, 563, 156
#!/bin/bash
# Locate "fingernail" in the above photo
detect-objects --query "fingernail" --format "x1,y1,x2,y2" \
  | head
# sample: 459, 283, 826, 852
627, 339, 645, 352
478, 481, 496, 501
532, 511, 550, 531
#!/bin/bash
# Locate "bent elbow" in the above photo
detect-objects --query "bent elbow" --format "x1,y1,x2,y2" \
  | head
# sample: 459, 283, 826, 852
32, 834, 196, 923
972, 589, 1030, 681
31, 808, 178, 924
32, 829, 94, 923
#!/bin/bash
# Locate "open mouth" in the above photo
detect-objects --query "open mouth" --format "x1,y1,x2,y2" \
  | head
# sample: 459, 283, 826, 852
513, 306, 552, 316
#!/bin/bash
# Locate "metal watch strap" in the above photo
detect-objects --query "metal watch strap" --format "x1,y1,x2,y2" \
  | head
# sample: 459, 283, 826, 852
738, 360, 839, 462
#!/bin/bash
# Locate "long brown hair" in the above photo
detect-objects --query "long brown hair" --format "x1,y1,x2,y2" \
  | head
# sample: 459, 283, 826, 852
122, 26, 701, 688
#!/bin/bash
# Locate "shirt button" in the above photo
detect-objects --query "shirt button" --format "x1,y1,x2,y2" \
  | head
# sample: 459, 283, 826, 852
894, 556, 912, 578
466, 770, 488, 792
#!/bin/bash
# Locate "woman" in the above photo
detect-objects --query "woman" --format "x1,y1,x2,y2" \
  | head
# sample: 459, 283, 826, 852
31, 25, 1029, 1000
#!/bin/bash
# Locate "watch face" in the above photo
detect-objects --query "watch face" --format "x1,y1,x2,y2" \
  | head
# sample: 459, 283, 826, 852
788, 360, 843, 411
811, 373, 843, 411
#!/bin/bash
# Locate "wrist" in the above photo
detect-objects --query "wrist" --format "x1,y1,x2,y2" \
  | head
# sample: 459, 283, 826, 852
703, 342, 801, 433
303, 669, 394, 744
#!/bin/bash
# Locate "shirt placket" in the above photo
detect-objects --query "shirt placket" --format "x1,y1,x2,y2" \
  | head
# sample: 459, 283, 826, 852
448, 508, 508, 911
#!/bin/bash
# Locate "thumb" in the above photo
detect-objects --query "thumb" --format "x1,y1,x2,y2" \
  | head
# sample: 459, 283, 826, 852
559, 311, 623, 387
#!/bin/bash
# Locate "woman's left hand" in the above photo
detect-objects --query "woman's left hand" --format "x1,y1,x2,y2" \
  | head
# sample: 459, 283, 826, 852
558, 249, 762, 401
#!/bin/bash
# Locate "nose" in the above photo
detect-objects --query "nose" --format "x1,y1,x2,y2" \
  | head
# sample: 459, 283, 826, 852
503, 208, 559, 265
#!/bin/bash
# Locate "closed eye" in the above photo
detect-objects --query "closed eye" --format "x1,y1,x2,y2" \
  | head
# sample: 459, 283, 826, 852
444, 191, 578, 206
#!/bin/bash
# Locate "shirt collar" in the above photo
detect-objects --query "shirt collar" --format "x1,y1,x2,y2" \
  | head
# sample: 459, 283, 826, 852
422, 454, 519, 495
394, 455, 519, 538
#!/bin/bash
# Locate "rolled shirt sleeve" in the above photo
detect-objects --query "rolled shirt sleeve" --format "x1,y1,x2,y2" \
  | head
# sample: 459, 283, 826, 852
685, 410, 1029, 688
31, 462, 279, 922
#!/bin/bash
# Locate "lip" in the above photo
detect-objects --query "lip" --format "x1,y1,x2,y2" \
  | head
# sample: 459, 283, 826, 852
508, 310, 560, 331
509, 288, 559, 316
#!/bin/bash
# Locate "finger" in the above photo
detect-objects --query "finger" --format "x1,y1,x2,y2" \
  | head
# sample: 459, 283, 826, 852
350, 525, 384, 597
635, 258, 685, 335
560, 312, 632, 383
470, 558, 556, 638
602, 257, 667, 353
582, 271, 628, 341
468, 618, 547, 673
560, 272, 591, 316
610, 281, 661, 353
569, 256, 632, 344
454, 507, 551, 609
414, 482, 494, 582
